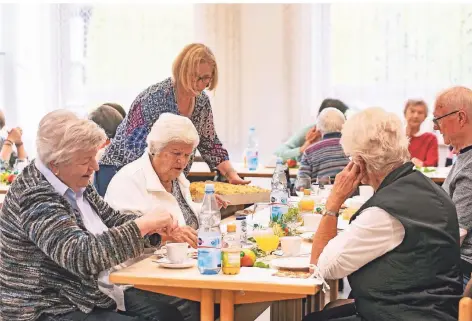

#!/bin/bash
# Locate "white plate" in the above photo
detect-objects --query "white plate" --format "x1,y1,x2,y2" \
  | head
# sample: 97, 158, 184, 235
300, 232, 314, 242
270, 257, 311, 271
154, 258, 196, 269
297, 226, 317, 233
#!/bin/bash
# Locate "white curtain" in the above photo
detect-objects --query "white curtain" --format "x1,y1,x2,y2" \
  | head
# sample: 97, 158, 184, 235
315, 3, 472, 117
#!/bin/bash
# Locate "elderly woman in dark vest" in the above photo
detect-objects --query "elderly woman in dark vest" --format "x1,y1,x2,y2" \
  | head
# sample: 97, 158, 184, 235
0, 110, 186, 321
304, 107, 462, 321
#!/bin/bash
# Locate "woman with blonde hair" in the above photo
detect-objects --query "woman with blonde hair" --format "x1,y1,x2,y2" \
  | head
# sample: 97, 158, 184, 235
95, 43, 248, 196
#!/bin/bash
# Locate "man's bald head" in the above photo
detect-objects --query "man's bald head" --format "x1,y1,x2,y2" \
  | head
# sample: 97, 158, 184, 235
434, 86, 472, 150
435, 86, 472, 115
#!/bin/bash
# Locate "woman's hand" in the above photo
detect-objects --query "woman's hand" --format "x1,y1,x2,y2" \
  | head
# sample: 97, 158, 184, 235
215, 194, 230, 209
7, 127, 23, 145
227, 171, 251, 185
411, 157, 424, 167
134, 212, 177, 237
168, 226, 198, 248
326, 161, 366, 212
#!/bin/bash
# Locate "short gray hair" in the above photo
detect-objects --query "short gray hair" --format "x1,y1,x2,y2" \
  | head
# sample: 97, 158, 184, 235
146, 113, 200, 155
36, 110, 107, 165
341, 107, 410, 174
435, 86, 472, 116
317, 107, 346, 134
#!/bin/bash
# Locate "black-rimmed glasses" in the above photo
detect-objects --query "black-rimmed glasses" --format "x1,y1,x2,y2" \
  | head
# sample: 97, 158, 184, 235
433, 110, 460, 127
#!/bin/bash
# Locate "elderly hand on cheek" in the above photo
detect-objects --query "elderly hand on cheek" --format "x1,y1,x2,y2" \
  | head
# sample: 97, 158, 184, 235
325, 161, 366, 212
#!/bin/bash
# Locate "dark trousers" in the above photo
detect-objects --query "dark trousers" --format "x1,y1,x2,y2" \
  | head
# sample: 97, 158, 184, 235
94, 164, 119, 197
302, 302, 361, 321
37, 288, 194, 321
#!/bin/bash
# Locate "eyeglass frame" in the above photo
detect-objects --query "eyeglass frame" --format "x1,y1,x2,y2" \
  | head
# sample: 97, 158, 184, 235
432, 110, 460, 128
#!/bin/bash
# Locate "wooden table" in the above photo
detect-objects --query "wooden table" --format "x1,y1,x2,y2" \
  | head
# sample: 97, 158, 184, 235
110, 259, 322, 321
189, 162, 298, 179
0, 184, 9, 194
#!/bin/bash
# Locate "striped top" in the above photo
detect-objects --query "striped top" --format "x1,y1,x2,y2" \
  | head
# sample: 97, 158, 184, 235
297, 132, 349, 181
99, 77, 229, 173
0, 162, 159, 321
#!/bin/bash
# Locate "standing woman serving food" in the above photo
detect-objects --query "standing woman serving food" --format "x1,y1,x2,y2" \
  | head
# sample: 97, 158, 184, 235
95, 43, 248, 196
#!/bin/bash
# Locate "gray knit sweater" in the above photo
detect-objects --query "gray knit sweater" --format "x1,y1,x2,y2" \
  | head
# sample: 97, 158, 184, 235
0, 162, 158, 321
443, 149, 472, 264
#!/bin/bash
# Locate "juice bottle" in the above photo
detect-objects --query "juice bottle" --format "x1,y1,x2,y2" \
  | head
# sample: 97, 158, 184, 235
222, 224, 241, 275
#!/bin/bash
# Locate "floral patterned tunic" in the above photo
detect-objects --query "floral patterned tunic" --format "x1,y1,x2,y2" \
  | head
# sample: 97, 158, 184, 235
100, 77, 229, 174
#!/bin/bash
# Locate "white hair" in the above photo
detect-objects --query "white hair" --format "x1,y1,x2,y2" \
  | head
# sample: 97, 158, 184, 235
341, 107, 410, 174
36, 110, 107, 165
146, 113, 200, 155
317, 107, 346, 134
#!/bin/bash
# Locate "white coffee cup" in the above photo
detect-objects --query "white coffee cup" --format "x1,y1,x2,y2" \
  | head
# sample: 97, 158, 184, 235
359, 185, 374, 200
303, 214, 322, 232
166, 243, 188, 264
280, 236, 302, 257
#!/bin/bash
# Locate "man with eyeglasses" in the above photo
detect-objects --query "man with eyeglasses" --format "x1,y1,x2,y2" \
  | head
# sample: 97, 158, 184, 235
436, 86, 472, 288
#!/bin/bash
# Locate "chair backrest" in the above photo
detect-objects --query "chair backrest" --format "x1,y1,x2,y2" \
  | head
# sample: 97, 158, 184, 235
459, 297, 472, 321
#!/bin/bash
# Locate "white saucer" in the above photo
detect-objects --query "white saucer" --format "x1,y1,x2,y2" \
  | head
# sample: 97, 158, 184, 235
300, 232, 314, 242
297, 226, 316, 233
154, 258, 196, 269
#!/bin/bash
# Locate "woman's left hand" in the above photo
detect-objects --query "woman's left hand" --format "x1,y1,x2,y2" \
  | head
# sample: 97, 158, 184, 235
326, 161, 366, 211
215, 194, 230, 209
227, 172, 251, 185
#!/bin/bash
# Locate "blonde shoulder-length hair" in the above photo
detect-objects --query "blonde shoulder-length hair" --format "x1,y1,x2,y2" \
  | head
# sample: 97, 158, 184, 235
172, 43, 218, 95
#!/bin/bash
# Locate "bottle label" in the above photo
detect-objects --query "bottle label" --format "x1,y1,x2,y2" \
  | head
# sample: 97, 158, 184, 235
246, 150, 258, 170
222, 251, 241, 268
198, 234, 222, 270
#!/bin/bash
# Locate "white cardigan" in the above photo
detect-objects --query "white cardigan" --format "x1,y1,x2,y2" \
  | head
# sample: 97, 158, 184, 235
104, 153, 201, 226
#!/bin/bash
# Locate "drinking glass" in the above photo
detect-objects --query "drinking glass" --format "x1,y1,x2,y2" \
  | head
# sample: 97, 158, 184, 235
294, 176, 312, 197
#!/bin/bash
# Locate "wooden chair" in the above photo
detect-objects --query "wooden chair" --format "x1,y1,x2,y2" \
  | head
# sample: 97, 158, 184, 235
460, 276, 472, 321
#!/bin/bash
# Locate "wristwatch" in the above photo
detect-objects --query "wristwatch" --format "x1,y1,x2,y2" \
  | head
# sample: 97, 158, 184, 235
322, 209, 339, 217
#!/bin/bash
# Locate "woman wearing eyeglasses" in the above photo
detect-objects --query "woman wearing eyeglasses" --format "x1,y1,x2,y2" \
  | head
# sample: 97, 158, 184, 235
404, 99, 439, 167
95, 43, 249, 196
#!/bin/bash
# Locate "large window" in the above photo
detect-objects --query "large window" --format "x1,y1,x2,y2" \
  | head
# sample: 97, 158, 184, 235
314, 3, 472, 118
64, 4, 195, 114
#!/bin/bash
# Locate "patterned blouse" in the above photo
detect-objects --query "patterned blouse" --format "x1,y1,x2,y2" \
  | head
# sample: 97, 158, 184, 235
171, 180, 199, 230
100, 77, 229, 174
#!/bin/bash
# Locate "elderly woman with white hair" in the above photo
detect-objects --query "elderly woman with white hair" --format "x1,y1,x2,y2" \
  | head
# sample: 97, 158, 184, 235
297, 107, 349, 182
303, 107, 462, 321
0, 110, 186, 321
105, 113, 228, 249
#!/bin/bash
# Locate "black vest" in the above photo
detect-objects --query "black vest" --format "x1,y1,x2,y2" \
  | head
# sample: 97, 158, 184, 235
348, 162, 462, 321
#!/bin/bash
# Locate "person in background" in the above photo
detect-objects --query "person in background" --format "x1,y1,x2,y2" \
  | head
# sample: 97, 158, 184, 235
435, 86, 472, 288
274, 99, 349, 162
103, 102, 127, 118
88, 105, 124, 162
95, 43, 249, 197
297, 107, 349, 182
0, 110, 185, 321
304, 107, 461, 321
445, 145, 455, 167
404, 99, 439, 167
0, 110, 28, 170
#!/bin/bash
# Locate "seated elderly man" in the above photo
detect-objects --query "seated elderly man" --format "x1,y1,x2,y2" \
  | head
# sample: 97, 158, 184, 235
303, 107, 462, 321
297, 107, 349, 182
0, 110, 186, 321
434, 86, 472, 287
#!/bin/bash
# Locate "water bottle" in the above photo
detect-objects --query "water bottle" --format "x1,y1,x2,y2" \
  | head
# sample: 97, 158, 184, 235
245, 127, 259, 171
271, 158, 288, 189
197, 184, 222, 275
270, 158, 289, 223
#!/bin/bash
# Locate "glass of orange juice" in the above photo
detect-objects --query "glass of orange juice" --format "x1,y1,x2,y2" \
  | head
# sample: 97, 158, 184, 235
299, 189, 315, 212
253, 228, 280, 255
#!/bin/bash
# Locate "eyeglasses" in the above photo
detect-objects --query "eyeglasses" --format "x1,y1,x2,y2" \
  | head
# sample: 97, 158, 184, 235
196, 75, 212, 84
433, 110, 460, 127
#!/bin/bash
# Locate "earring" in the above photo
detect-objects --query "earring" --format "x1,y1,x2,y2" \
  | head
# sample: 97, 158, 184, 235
54, 171, 59, 175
